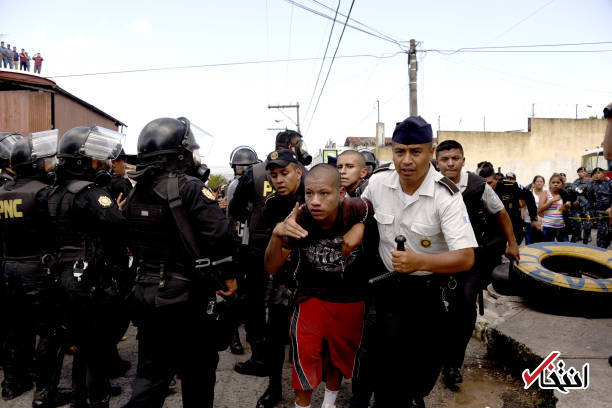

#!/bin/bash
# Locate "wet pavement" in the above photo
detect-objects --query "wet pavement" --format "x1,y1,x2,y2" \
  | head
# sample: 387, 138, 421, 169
1, 324, 546, 408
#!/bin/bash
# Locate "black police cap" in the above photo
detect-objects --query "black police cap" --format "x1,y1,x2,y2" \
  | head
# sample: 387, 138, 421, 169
265, 149, 298, 170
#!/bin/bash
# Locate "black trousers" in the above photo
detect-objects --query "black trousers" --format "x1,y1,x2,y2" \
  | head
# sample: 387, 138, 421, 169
264, 302, 292, 386
350, 301, 376, 408
124, 302, 219, 408
64, 289, 120, 404
241, 245, 267, 347
372, 274, 444, 406
2, 261, 65, 398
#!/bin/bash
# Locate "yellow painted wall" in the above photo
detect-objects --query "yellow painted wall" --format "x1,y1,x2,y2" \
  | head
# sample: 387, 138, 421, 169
435, 118, 606, 185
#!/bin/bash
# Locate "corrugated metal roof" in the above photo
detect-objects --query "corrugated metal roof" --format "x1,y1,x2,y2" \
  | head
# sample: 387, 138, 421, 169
0, 69, 126, 127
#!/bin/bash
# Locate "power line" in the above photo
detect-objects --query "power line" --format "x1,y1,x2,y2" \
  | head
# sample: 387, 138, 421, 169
494, 0, 557, 40
304, 0, 342, 122
304, 0, 405, 47
280, 0, 406, 49
305, 0, 356, 133
426, 49, 612, 54
422, 41, 612, 54
48, 52, 402, 79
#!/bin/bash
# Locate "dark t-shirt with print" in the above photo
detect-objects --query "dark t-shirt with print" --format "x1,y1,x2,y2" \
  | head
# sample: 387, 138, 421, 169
289, 196, 374, 303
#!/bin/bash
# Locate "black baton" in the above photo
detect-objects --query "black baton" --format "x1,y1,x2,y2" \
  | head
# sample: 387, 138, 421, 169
368, 235, 406, 284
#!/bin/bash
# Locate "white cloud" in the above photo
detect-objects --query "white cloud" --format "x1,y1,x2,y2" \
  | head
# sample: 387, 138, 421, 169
131, 20, 151, 34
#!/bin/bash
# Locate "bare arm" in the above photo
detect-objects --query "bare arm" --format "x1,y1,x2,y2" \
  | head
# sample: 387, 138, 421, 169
264, 227, 292, 275
390, 247, 474, 274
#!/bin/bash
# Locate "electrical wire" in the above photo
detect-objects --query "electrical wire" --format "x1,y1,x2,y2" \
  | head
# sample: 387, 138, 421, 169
305, 0, 405, 47
304, 0, 342, 122
48, 52, 403, 79
494, 0, 557, 40
280, 0, 407, 50
427, 49, 612, 54
305, 0, 356, 133
423, 41, 612, 55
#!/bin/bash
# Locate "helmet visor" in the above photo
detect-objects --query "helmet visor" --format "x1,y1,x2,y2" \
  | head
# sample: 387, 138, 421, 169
85, 126, 125, 160
190, 122, 214, 160
0, 133, 22, 160
30, 129, 58, 159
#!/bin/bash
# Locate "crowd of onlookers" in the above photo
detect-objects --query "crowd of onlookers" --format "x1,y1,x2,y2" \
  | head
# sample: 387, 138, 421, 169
0, 41, 44, 74
509, 168, 611, 248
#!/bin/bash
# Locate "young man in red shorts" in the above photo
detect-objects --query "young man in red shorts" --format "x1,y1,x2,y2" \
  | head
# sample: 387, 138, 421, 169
265, 163, 373, 408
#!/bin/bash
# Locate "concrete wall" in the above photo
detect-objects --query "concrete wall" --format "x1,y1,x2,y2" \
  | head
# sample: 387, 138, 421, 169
437, 118, 606, 185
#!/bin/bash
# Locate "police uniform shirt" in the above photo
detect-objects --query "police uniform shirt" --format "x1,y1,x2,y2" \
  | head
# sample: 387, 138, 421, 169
457, 170, 505, 214
361, 163, 477, 276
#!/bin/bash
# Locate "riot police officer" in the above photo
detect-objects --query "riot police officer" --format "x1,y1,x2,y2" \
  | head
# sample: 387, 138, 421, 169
477, 162, 538, 247
0, 131, 21, 370
0, 130, 62, 407
588, 167, 612, 248
0, 132, 22, 187
222, 146, 259, 355
49, 125, 128, 408
358, 149, 378, 177
570, 167, 592, 244
122, 117, 236, 408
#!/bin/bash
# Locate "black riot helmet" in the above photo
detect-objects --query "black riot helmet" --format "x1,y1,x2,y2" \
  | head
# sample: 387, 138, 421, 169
229, 145, 258, 176
56, 125, 124, 185
0, 132, 23, 168
358, 149, 377, 174
136, 117, 213, 182
10, 129, 58, 178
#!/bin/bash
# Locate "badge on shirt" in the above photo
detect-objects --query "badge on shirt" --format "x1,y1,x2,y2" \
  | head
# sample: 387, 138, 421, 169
97, 195, 113, 208
420, 238, 432, 248
201, 187, 216, 201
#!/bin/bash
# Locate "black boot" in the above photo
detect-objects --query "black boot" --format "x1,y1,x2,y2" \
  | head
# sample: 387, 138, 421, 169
229, 327, 244, 355
89, 396, 110, 408
442, 365, 463, 391
1, 381, 33, 400
234, 340, 267, 376
256, 383, 282, 408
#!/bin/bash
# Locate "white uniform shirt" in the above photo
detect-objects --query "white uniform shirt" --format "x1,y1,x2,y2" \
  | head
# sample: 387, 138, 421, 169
457, 170, 505, 215
362, 164, 478, 276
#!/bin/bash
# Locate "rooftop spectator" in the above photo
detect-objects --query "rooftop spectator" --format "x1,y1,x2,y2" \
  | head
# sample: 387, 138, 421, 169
33, 53, 44, 74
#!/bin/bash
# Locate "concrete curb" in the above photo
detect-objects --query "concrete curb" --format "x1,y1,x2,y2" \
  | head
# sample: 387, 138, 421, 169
474, 285, 612, 408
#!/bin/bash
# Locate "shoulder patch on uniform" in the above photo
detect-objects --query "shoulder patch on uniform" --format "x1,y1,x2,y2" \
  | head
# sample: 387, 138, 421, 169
372, 162, 391, 174
437, 177, 460, 195
201, 187, 216, 201
97, 195, 113, 208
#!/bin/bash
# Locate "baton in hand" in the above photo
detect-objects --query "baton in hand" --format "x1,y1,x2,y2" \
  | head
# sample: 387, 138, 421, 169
368, 235, 406, 285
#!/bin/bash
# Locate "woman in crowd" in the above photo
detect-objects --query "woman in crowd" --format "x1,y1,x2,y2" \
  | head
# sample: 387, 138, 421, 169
538, 173, 571, 242
525, 175, 546, 244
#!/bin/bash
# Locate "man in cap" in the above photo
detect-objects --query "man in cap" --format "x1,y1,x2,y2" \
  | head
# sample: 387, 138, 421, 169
254, 148, 305, 408
361, 116, 477, 408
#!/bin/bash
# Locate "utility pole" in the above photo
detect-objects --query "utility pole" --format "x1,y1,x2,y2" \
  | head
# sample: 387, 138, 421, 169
268, 103, 301, 133
377, 100, 380, 123
408, 39, 418, 117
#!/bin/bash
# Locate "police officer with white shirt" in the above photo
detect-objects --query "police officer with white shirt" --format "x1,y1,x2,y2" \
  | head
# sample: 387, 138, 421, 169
361, 117, 477, 408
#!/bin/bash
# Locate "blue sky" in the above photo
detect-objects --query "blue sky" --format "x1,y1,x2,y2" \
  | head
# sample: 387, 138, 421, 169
3, 0, 611, 172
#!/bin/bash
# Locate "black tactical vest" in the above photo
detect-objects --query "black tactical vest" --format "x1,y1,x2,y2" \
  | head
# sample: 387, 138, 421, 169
0, 178, 51, 259
48, 180, 95, 264
249, 162, 275, 240
124, 173, 190, 271
462, 172, 504, 247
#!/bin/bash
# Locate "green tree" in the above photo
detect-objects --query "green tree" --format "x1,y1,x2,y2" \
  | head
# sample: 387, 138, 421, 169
208, 174, 228, 192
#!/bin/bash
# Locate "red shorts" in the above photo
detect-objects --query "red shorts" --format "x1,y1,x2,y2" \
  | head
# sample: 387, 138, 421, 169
290, 298, 365, 390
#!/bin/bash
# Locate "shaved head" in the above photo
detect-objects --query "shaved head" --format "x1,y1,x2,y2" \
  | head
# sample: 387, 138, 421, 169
305, 163, 341, 190
338, 150, 366, 168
